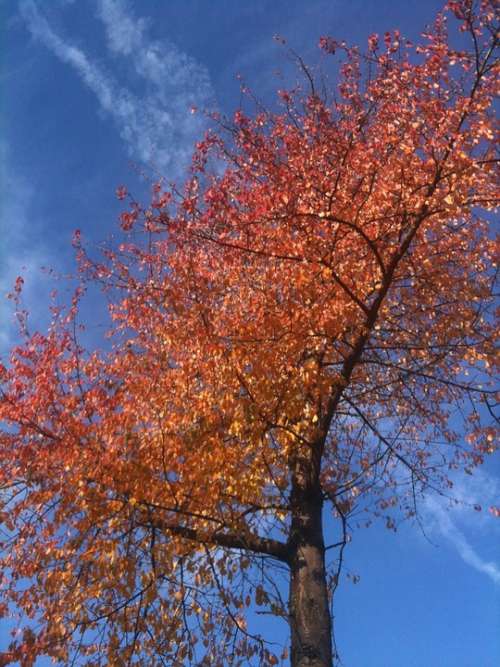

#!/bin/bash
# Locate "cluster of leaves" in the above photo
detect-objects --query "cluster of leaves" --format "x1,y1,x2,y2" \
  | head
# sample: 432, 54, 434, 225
0, 1, 498, 664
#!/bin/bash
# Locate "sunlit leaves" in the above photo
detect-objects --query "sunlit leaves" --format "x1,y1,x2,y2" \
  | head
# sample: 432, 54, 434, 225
0, 1, 498, 664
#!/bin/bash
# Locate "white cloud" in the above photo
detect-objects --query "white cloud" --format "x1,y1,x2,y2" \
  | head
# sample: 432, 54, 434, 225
20, 0, 214, 179
0, 142, 54, 355
96, 0, 146, 57
423, 469, 500, 586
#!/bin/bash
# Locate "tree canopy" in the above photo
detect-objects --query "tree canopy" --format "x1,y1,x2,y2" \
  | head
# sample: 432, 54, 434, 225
0, 1, 498, 665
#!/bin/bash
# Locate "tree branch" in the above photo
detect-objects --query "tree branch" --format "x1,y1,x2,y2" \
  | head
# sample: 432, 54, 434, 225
139, 515, 290, 563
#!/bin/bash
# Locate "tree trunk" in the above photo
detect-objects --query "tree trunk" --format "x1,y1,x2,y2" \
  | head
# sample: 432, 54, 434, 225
288, 483, 333, 667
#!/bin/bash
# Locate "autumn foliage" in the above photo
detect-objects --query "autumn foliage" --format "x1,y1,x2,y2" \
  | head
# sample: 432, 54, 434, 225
0, 2, 498, 665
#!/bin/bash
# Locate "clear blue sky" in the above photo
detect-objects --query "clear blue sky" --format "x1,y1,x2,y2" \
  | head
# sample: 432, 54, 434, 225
1, 1, 499, 665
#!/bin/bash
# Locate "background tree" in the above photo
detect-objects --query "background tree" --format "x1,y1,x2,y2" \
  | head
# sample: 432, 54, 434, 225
0, 1, 498, 665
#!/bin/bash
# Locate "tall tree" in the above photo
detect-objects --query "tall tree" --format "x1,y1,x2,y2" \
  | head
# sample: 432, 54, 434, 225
0, 2, 498, 665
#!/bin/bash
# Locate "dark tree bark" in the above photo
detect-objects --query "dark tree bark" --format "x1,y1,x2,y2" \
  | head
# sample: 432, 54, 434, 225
288, 468, 333, 667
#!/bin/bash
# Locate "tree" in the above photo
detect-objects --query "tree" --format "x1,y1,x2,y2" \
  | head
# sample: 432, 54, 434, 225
0, 1, 498, 665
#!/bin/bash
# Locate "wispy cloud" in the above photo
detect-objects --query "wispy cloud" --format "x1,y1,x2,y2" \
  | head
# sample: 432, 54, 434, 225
423, 469, 500, 585
20, 0, 214, 179
0, 141, 54, 355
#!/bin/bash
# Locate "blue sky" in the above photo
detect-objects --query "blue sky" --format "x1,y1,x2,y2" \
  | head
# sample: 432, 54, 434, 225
1, 1, 499, 665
